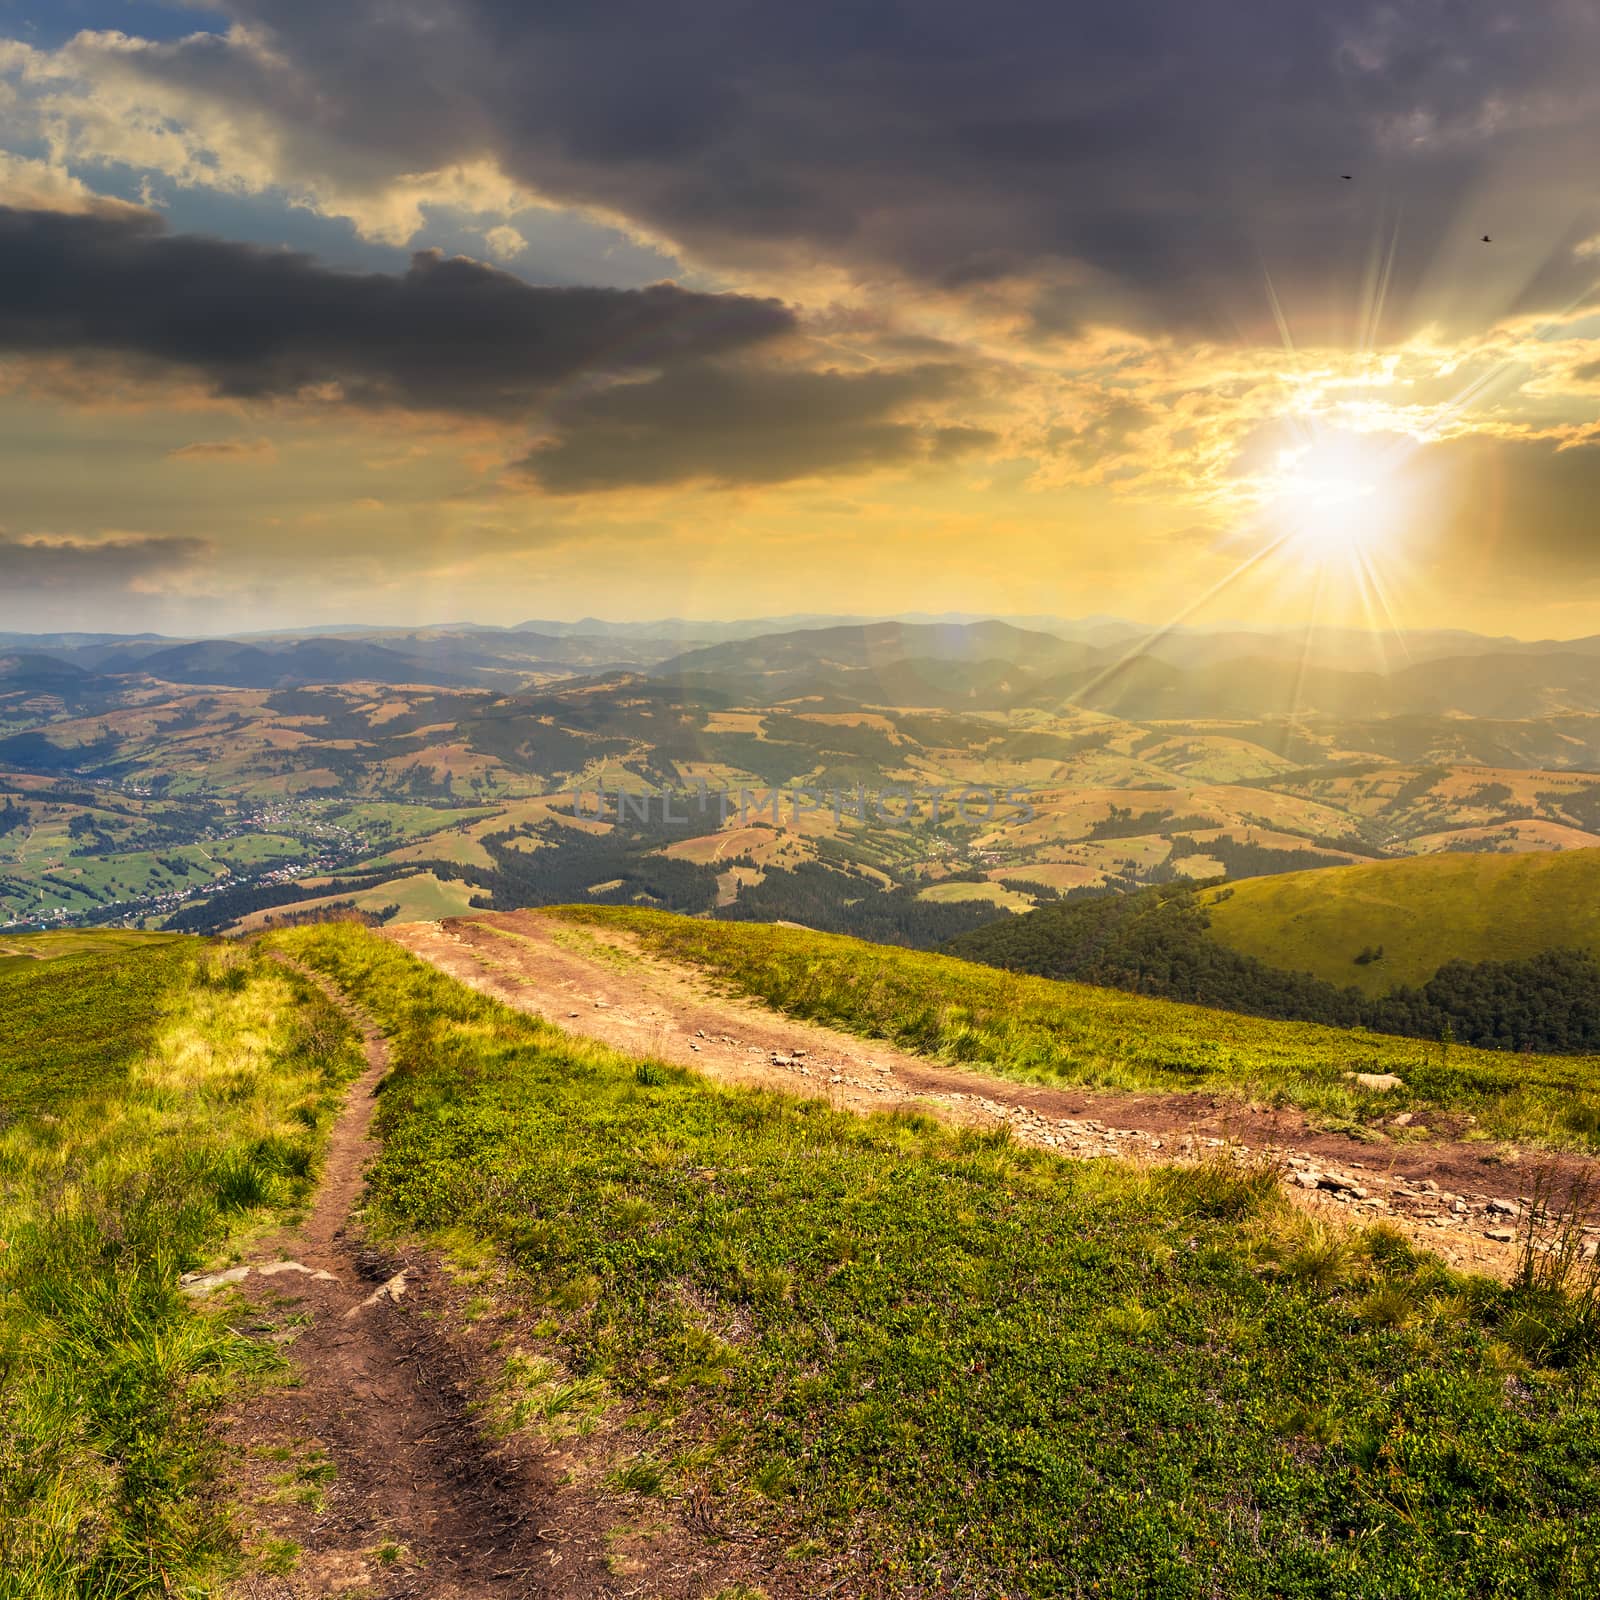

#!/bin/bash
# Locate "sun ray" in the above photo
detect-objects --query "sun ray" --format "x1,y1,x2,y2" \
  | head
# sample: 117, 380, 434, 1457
1068, 527, 1298, 708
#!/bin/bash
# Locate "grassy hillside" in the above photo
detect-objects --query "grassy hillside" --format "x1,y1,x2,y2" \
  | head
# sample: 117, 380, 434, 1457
273, 920, 1600, 1599
0, 935, 364, 1593
561, 905, 1600, 1148
1202, 848, 1600, 994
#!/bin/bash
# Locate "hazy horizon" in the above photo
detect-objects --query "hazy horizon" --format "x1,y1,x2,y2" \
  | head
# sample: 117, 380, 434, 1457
5, 611, 1599, 649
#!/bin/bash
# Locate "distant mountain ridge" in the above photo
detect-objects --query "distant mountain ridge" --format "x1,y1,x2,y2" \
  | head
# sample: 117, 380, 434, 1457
5, 615, 1600, 712
641, 623, 1600, 721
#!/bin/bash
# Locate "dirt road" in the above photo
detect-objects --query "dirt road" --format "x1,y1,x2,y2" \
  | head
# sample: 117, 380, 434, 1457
385, 911, 1600, 1280
199, 956, 811, 1600
196, 960, 602, 1599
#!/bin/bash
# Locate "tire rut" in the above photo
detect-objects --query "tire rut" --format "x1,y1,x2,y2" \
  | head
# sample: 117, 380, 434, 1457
210, 957, 608, 1599
385, 912, 1600, 1283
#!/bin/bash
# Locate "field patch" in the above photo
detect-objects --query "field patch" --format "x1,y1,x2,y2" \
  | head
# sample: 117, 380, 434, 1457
917, 879, 1035, 910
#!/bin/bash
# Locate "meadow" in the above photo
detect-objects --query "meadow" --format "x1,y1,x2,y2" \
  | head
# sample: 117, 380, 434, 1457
1201, 847, 1600, 993
270, 920, 1600, 1598
0, 935, 364, 1596
561, 906, 1600, 1148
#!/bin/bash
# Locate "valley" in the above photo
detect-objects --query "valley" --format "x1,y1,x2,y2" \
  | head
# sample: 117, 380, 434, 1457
7, 619, 1600, 954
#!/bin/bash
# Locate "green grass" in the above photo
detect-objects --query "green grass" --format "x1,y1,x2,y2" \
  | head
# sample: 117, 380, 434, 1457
0, 937, 365, 1596
916, 880, 1036, 911
0, 929, 186, 965
557, 906, 1600, 1149
272, 921, 1600, 1599
0, 936, 192, 1117
1201, 847, 1600, 994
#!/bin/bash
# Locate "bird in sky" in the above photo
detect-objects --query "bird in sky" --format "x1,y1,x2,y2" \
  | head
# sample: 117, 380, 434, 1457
1341, 174, 1353, 180
1481, 234, 1492, 242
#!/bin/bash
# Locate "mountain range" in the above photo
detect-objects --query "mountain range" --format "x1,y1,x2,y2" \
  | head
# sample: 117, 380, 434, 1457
5, 616, 1600, 723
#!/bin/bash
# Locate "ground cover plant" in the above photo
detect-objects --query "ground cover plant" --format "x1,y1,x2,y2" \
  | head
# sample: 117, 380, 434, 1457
275, 921, 1600, 1598
561, 907, 1600, 1149
0, 935, 365, 1596
1201, 847, 1600, 994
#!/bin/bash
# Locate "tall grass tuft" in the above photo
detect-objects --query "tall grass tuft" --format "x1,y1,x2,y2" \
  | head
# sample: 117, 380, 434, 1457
0, 942, 364, 1594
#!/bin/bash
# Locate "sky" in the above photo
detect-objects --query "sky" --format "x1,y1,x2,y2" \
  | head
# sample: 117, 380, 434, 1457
2, 1, 1599, 638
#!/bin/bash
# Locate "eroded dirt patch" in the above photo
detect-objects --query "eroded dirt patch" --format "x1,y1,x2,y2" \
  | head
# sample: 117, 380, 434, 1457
385, 912, 1600, 1281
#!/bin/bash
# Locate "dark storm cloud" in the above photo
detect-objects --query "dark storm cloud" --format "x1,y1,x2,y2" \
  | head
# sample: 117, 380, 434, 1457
114, 0, 1600, 338
0, 206, 793, 415
0, 533, 207, 590
519, 362, 994, 491
1410, 434, 1600, 577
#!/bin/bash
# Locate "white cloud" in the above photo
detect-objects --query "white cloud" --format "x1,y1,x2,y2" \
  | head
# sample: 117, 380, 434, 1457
0, 150, 143, 216
482, 224, 527, 261
2, 30, 536, 247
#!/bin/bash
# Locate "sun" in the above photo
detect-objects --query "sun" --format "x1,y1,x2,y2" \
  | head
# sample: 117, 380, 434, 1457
1264, 437, 1408, 566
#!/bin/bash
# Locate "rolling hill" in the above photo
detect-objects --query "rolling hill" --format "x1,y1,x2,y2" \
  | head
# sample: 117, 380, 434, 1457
1201, 846, 1600, 994
945, 848, 1600, 1052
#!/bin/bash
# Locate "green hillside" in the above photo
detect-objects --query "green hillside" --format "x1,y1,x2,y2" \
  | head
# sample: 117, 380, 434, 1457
269, 920, 1600, 1598
7, 917, 1600, 1595
564, 905, 1600, 1147
1203, 847, 1600, 994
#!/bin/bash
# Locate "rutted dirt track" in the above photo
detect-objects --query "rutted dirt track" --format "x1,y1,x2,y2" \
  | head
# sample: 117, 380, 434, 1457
387, 911, 1600, 1281
209, 958, 809, 1600
204, 958, 593, 1599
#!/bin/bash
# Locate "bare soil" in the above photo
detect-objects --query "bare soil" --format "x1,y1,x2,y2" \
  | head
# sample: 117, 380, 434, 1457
214, 957, 815, 1600
215, 960, 586, 1598
385, 911, 1600, 1282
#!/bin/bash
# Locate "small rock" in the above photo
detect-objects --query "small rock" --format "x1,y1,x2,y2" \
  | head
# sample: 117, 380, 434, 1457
1485, 1228, 1516, 1244
345, 1271, 408, 1319
1487, 1198, 1520, 1218
180, 1265, 251, 1297
1292, 1171, 1323, 1190
259, 1261, 338, 1283
1345, 1071, 1404, 1092
1391, 1112, 1413, 1127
